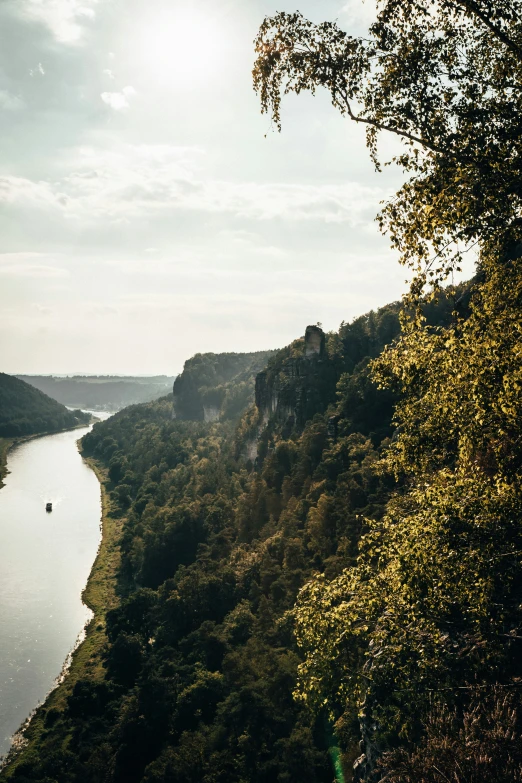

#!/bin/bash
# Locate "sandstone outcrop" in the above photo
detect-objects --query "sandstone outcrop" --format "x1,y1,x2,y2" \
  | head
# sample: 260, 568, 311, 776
172, 350, 276, 421
304, 324, 325, 358
254, 325, 333, 430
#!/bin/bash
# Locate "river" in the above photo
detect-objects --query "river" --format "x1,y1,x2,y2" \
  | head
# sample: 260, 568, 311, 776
0, 415, 111, 758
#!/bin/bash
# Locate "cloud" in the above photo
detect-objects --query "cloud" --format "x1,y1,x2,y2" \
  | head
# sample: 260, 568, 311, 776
101, 86, 136, 111
214, 230, 286, 259
0, 264, 70, 278
0, 90, 25, 111
32, 304, 52, 315
200, 181, 382, 224
0, 175, 64, 207
103, 69, 115, 79
338, 0, 378, 28
0, 143, 387, 227
0, 252, 69, 278
87, 304, 118, 316
16, 0, 100, 44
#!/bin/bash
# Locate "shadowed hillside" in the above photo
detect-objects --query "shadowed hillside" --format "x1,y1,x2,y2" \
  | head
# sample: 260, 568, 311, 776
0, 373, 90, 438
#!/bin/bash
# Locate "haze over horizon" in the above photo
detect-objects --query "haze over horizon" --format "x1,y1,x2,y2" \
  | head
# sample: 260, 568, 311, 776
0, 0, 472, 375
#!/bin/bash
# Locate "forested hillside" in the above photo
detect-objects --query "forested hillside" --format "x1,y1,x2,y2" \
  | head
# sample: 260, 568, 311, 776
0, 373, 90, 438
0, 291, 462, 783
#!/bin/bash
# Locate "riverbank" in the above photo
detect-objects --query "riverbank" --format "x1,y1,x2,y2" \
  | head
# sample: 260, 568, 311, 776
0, 452, 123, 778
0, 439, 14, 490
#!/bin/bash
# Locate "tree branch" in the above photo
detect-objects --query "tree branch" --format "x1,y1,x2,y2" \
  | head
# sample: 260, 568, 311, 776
339, 88, 444, 154
449, 0, 522, 58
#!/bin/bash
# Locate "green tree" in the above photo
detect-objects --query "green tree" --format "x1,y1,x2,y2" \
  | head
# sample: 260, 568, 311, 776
255, 1, 522, 779
254, 1, 522, 292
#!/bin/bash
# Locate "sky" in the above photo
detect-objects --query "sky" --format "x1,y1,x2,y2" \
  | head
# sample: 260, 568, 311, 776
0, 0, 470, 375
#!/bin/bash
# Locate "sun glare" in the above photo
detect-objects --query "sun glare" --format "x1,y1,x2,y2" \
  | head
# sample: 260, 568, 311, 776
138, 7, 225, 88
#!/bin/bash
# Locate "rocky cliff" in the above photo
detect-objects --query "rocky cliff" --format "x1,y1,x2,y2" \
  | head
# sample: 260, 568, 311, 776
254, 325, 336, 430
172, 349, 276, 422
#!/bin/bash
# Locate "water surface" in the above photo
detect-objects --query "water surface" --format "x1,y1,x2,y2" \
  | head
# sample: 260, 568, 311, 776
0, 417, 110, 757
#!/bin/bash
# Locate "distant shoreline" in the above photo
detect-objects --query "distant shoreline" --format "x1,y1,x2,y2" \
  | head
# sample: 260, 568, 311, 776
0, 438, 15, 490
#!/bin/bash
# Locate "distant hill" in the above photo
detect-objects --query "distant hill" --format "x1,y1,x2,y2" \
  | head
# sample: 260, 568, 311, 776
16, 375, 176, 413
0, 373, 90, 438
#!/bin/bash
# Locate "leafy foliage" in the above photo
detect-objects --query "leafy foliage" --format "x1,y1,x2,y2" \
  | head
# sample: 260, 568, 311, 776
295, 264, 522, 731
255, 1, 522, 778
253, 1, 522, 295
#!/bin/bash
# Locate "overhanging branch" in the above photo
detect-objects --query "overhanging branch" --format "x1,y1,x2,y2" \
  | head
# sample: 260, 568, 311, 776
450, 0, 522, 57
339, 88, 444, 154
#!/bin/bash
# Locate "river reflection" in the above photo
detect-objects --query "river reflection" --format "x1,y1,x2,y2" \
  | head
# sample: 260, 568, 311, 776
0, 415, 111, 758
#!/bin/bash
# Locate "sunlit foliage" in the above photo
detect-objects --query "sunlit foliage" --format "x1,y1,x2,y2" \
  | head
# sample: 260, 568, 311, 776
255, 1, 522, 778
254, 0, 522, 295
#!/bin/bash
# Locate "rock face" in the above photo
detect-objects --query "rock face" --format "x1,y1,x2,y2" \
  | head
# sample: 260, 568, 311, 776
254, 326, 334, 431
304, 325, 325, 358
244, 437, 258, 461
172, 372, 204, 420
172, 329, 329, 426
172, 350, 276, 422
203, 406, 220, 423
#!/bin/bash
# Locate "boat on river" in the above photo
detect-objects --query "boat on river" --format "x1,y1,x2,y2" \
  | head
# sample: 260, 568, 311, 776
46, 502, 52, 512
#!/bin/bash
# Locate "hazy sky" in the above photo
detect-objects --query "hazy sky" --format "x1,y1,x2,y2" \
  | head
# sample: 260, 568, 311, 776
0, 0, 472, 375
